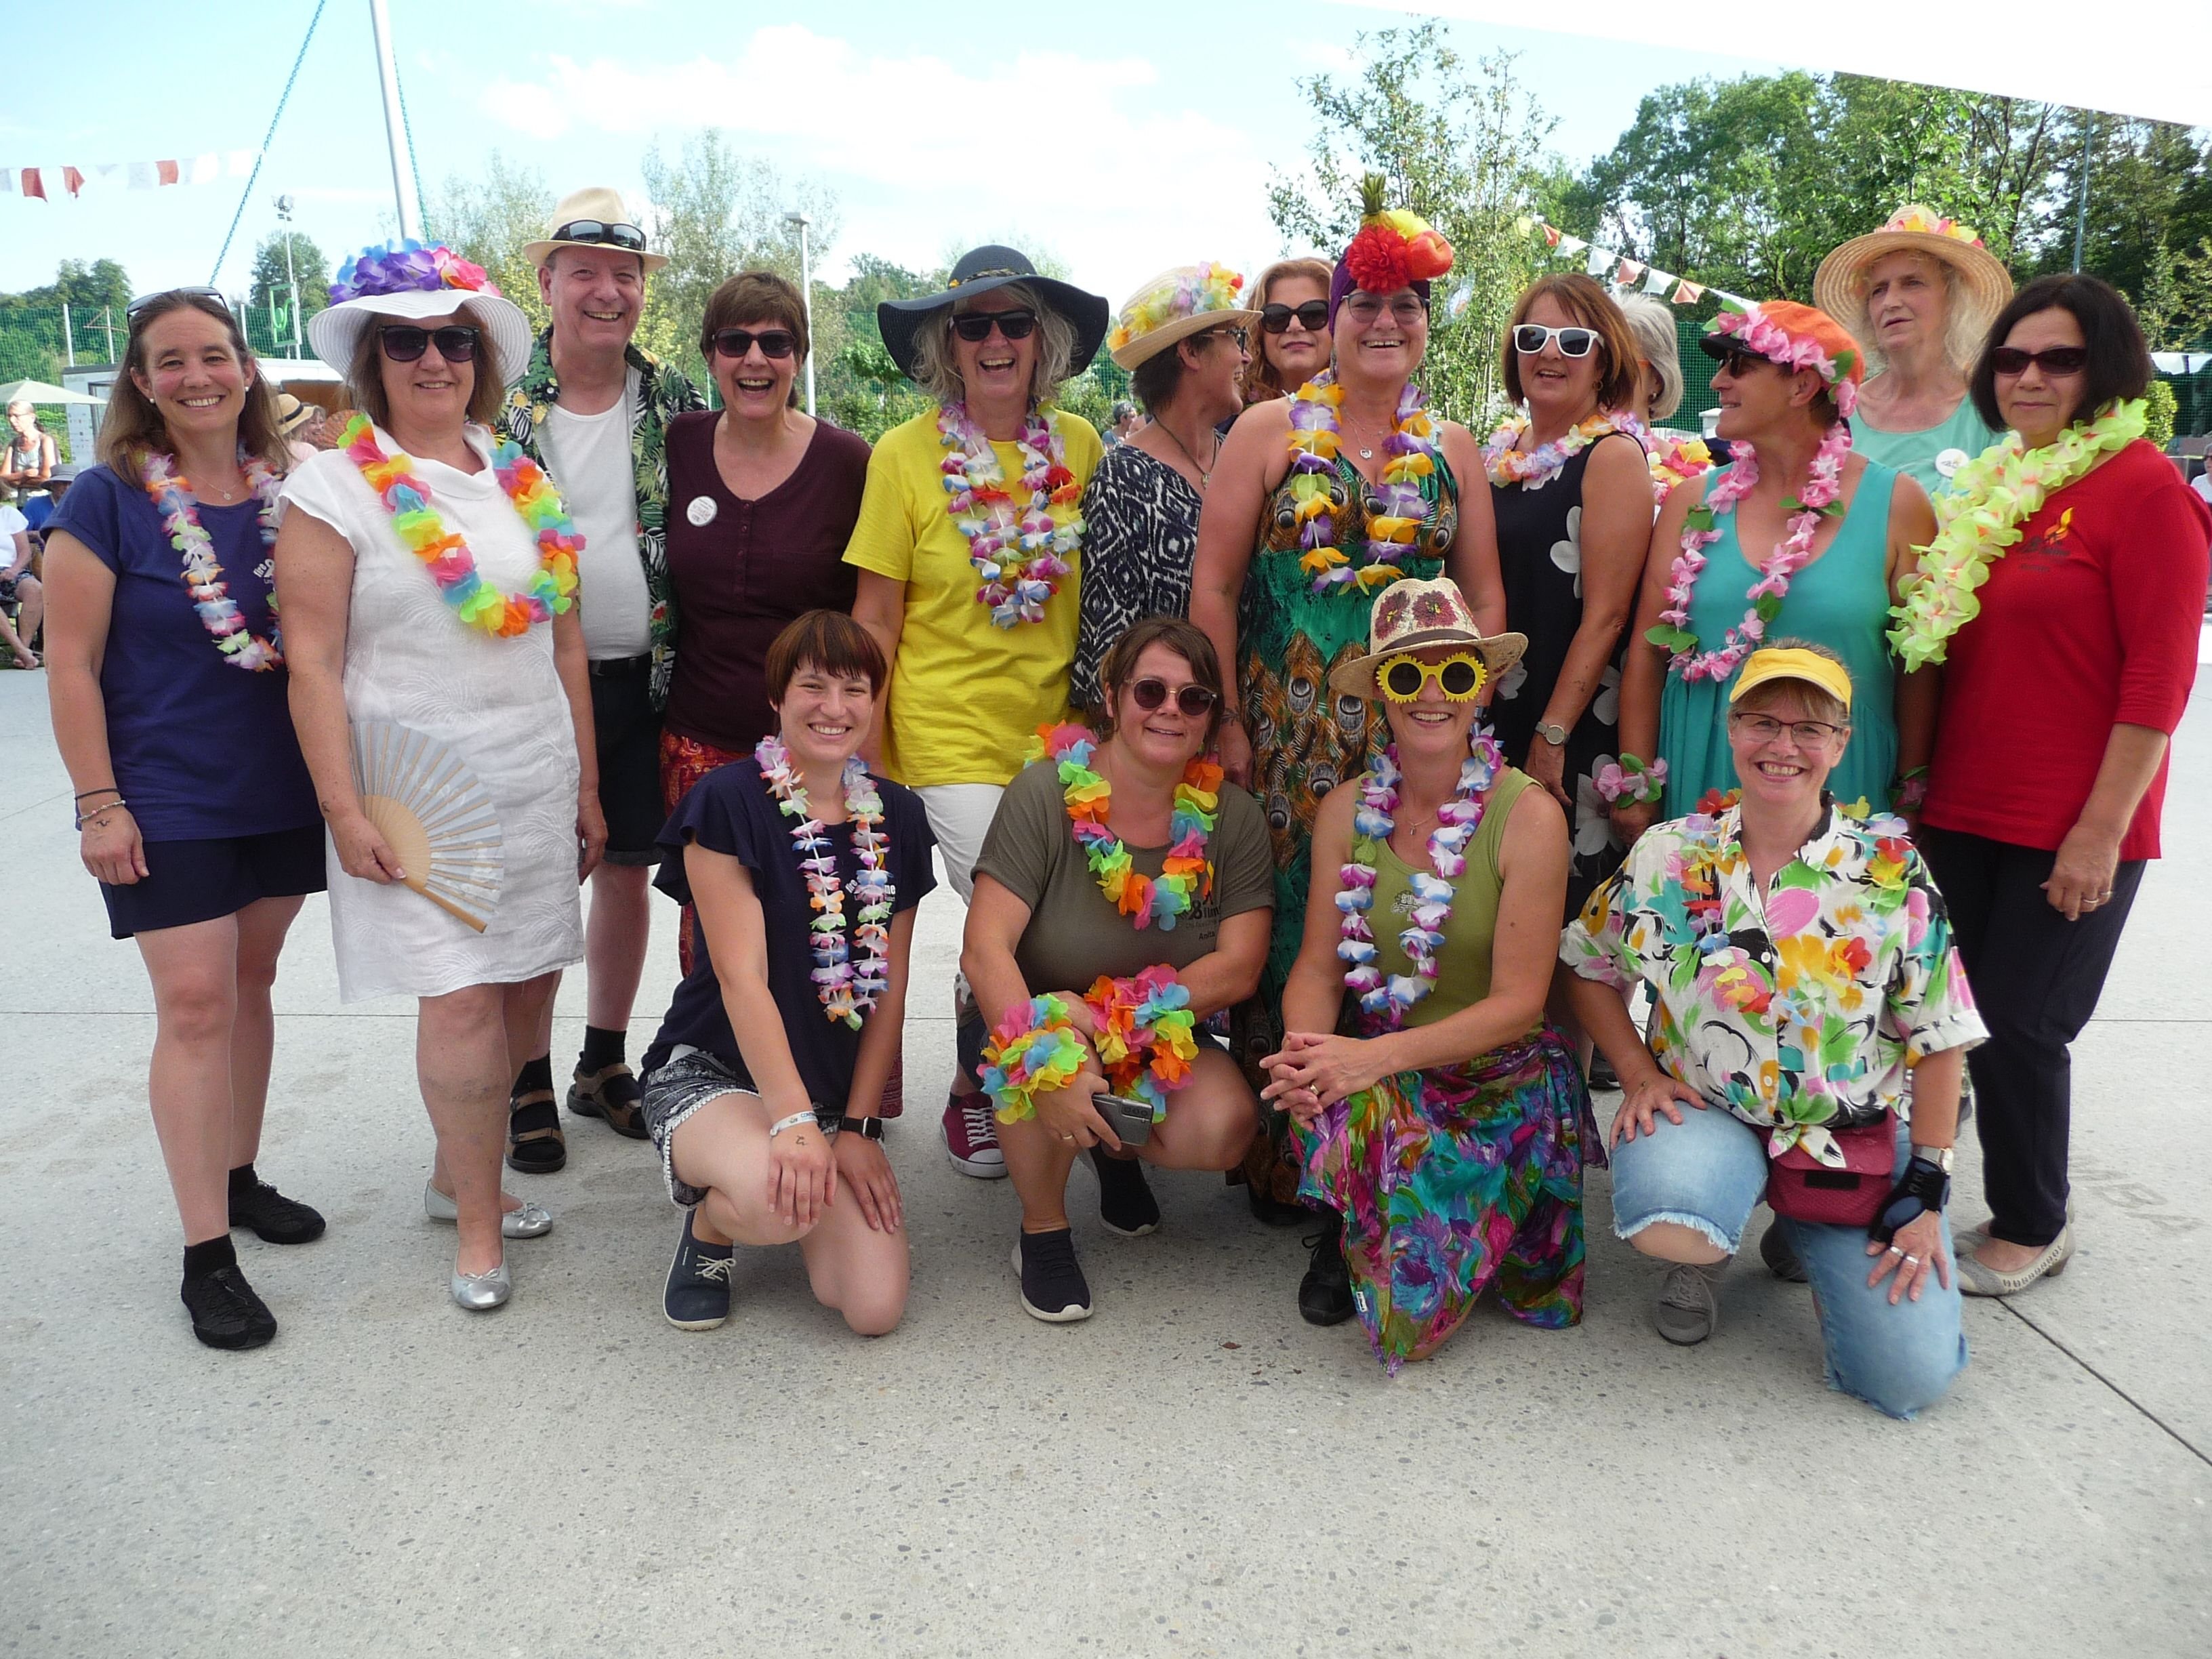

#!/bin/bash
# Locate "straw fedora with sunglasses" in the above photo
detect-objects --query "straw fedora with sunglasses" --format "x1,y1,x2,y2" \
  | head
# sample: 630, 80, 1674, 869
523, 187, 668, 273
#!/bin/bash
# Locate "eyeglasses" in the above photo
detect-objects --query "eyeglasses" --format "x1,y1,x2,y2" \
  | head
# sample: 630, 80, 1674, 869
951, 309, 1038, 343
1127, 677, 1219, 718
710, 327, 798, 361
1378, 651, 1487, 703
1199, 325, 1249, 351
126, 286, 231, 323
1261, 300, 1331, 335
378, 325, 480, 363
1989, 346, 2089, 377
552, 219, 647, 253
1513, 323, 1598, 358
1341, 292, 1429, 327
1729, 711, 1846, 747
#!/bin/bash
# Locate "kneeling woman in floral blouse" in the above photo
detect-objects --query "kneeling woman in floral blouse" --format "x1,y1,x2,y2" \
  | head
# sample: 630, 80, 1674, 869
1562, 641, 1984, 1419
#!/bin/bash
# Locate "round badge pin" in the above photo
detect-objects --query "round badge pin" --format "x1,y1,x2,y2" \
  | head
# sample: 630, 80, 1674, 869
687, 496, 719, 527
1935, 448, 1968, 479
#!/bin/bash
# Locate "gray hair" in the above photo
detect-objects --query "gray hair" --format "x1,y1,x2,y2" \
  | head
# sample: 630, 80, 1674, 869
1846, 249, 1978, 374
907, 281, 1078, 406
1617, 294, 1683, 423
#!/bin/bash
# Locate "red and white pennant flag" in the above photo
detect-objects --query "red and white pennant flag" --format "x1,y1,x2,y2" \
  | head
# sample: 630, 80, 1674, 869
1, 151, 258, 201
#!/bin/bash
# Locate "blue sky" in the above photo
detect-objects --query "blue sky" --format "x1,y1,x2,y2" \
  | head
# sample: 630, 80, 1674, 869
1, 1, 1791, 306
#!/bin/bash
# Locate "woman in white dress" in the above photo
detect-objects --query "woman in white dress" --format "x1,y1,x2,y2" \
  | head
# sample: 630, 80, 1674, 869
277, 243, 604, 1311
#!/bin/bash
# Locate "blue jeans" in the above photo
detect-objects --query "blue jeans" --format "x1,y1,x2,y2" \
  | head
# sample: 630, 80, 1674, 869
1609, 1105, 1967, 1420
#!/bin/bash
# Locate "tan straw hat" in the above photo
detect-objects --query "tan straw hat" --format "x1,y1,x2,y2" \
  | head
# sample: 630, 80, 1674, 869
1813, 205, 2013, 357
1328, 577, 1527, 701
1107, 263, 1262, 371
523, 186, 667, 273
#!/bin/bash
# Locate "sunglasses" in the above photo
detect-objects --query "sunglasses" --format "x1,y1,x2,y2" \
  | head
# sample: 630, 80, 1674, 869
1729, 711, 1846, 747
1261, 300, 1331, 335
1342, 292, 1429, 326
1199, 325, 1249, 350
126, 285, 231, 323
1989, 346, 2089, 377
1513, 323, 1599, 358
552, 218, 647, 253
378, 325, 480, 364
951, 309, 1038, 343
1713, 347, 1774, 380
1127, 677, 1219, 718
1378, 651, 1487, 703
711, 327, 798, 361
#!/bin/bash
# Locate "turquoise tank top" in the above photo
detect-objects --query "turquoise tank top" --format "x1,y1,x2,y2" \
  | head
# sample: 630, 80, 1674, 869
1658, 462, 1900, 817
1849, 398, 2001, 502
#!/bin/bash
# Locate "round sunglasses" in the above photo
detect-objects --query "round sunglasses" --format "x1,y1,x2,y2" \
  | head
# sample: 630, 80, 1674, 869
1513, 323, 1598, 358
1378, 651, 1487, 703
379, 325, 480, 364
951, 309, 1038, 344
1261, 300, 1330, 335
710, 327, 798, 361
1126, 677, 1218, 718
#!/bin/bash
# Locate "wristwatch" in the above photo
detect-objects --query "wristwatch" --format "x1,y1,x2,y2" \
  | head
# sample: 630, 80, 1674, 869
1910, 1143, 1955, 1174
842, 1115, 886, 1141
1535, 720, 1570, 746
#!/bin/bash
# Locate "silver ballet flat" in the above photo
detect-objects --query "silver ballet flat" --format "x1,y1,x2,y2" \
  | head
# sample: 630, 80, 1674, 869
423, 1180, 552, 1240
449, 1258, 512, 1312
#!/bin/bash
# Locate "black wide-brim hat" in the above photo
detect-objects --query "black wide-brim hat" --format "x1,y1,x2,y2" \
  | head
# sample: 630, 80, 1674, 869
878, 245, 1111, 383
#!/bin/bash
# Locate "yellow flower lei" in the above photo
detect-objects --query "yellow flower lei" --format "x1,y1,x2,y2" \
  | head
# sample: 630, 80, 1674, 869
1887, 398, 2146, 670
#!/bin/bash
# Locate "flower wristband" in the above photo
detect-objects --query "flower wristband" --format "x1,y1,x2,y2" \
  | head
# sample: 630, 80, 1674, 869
1889, 767, 1929, 813
1593, 754, 1667, 806
979, 994, 1088, 1124
1084, 966, 1200, 1123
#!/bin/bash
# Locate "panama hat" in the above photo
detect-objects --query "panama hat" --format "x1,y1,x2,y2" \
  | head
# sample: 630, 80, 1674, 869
308, 241, 534, 389
877, 245, 1110, 382
1328, 576, 1526, 701
1107, 264, 1262, 371
273, 392, 318, 436
1813, 206, 2013, 359
523, 186, 667, 274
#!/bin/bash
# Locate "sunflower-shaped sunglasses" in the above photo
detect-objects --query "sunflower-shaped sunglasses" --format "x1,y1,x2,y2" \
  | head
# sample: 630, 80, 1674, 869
1376, 651, 1488, 703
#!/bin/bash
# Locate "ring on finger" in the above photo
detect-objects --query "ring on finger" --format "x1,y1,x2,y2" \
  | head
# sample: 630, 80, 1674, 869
1887, 1245, 1904, 1256
1902, 1254, 1921, 1267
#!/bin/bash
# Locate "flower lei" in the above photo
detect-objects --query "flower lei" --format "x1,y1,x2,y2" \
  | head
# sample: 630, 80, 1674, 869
754, 735, 894, 1029
937, 401, 1082, 628
1084, 966, 1199, 1122
1887, 398, 2146, 670
1286, 369, 1441, 596
340, 414, 579, 636
1647, 432, 1713, 504
140, 447, 285, 671
1033, 723, 1219, 929
1481, 409, 1644, 491
980, 994, 1088, 1123
1645, 422, 1854, 682
1594, 753, 1668, 806
1336, 729, 1505, 1028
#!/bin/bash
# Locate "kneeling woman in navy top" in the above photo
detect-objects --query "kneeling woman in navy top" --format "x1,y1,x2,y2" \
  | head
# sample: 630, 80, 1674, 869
640, 611, 935, 1334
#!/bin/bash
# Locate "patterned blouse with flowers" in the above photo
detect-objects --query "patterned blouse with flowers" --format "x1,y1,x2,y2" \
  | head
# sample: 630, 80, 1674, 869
1560, 800, 1985, 1166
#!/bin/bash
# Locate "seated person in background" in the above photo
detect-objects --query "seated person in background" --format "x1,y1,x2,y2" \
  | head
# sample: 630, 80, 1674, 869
639, 610, 935, 1337
1, 497, 37, 666
961, 617, 1271, 1324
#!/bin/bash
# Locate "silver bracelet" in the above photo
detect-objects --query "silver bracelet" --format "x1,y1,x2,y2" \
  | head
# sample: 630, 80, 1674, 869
767, 1110, 818, 1139
75, 796, 127, 830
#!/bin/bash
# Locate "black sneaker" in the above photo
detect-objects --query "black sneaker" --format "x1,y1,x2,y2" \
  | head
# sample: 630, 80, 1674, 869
180, 1265, 278, 1350
1757, 1219, 1809, 1284
228, 1178, 326, 1244
1012, 1228, 1092, 1322
1090, 1148, 1161, 1237
1298, 1222, 1355, 1326
663, 1210, 735, 1331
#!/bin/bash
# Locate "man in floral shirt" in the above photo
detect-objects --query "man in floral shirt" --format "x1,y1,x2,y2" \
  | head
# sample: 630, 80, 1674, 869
496, 188, 704, 1176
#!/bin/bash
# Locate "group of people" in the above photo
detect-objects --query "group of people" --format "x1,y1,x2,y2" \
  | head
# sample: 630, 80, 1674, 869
44, 180, 2208, 1423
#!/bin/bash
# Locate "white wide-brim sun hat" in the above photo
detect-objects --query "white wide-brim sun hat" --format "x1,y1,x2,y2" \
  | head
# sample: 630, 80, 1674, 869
306, 287, 535, 392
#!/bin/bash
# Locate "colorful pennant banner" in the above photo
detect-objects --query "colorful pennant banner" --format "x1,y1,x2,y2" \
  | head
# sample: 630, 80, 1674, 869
1516, 216, 1744, 308
1, 152, 260, 201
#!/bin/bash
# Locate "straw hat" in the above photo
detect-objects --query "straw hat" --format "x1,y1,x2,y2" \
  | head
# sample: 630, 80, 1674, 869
1813, 206, 2013, 356
1328, 577, 1526, 701
523, 186, 667, 274
307, 241, 534, 388
273, 392, 318, 436
877, 245, 1109, 381
1107, 263, 1261, 371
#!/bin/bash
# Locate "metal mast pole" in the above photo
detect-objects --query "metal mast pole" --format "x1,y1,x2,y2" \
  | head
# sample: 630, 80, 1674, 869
369, 0, 422, 241
2072, 114, 2095, 274
787, 211, 815, 415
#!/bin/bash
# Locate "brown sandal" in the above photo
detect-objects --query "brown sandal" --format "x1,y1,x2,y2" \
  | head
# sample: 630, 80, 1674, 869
506, 1088, 566, 1173
567, 1063, 647, 1140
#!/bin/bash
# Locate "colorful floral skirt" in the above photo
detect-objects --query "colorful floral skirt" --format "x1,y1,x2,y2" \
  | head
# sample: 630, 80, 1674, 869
1295, 1026, 1592, 1373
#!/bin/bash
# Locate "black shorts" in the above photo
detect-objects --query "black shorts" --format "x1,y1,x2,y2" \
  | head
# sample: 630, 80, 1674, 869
590, 659, 665, 866
100, 824, 327, 940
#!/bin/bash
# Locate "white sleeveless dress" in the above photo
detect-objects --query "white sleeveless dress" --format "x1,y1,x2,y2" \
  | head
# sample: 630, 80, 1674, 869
281, 423, 583, 1002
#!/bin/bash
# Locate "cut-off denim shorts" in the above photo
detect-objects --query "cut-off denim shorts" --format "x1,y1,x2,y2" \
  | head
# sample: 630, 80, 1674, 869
641, 1046, 842, 1209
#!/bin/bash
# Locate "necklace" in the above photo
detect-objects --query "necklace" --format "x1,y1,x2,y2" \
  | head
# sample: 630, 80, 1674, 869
1888, 397, 2146, 670
1482, 409, 1644, 490
1337, 730, 1505, 1029
1647, 432, 1713, 504
1285, 369, 1441, 596
1646, 422, 1853, 682
1036, 723, 1220, 929
937, 401, 1083, 628
1154, 417, 1218, 489
342, 415, 581, 637
141, 447, 285, 671
754, 736, 895, 1029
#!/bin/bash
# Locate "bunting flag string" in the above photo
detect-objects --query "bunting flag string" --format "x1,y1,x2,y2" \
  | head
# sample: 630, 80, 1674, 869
1511, 215, 1745, 309
1, 151, 259, 201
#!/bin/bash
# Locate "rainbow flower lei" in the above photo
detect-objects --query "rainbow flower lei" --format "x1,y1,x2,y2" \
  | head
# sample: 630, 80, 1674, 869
341, 415, 580, 636
1336, 729, 1505, 1029
1647, 432, 1713, 504
1481, 409, 1645, 491
981, 994, 1089, 1123
937, 401, 1082, 628
1084, 966, 1199, 1122
141, 447, 285, 671
1033, 723, 1219, 929
755, 735, 894, 1029
1286, 369, 1441, 596
1887, 398, 2146, 670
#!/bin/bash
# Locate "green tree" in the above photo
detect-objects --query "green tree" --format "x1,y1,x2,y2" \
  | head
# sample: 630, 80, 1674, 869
426, 150, 555, 329
249, 232, 331, 318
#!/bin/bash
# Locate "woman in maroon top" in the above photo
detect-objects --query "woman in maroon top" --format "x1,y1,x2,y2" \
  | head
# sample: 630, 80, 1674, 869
661, 271, 872, 972
1905, 274, 2211, 1297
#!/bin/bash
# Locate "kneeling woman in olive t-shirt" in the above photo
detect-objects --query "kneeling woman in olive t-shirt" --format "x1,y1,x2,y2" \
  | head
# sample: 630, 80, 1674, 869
962, 617, 1273, 1324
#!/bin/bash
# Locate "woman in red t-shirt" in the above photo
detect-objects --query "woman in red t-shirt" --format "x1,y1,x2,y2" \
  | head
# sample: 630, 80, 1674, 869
1898, 274, 2211, 1298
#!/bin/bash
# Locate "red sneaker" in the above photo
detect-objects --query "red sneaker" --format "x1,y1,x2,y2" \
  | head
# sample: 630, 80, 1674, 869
941, 1090, 1005, 1179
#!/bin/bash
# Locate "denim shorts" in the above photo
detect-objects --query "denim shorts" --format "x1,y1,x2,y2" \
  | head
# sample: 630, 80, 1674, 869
1608, 1103, 1968, 1420
640, 1046, 840, 1208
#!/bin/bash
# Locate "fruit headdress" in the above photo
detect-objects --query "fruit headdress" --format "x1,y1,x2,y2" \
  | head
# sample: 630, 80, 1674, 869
1336, 173, 1455, 305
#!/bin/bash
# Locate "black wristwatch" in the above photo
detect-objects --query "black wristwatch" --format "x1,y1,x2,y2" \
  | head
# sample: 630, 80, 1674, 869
842, 1115, 885, 1141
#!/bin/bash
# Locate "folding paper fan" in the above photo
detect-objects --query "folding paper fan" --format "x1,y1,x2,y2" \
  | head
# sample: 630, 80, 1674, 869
348, 721, 505, 933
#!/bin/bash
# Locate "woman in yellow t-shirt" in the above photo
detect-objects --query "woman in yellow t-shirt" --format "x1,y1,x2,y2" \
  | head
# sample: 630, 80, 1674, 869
848, 245, 1110, 1179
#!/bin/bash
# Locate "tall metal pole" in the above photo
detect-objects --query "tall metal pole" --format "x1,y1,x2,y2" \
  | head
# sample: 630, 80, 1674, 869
369, 0, 422, 241
2072, 113, 2095, 274
278, 194, 302, 355
787, 211, 815, 416
61, 302, 74, 368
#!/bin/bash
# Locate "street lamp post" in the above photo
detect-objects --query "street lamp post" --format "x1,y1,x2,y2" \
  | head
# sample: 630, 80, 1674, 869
785, 211, 815, 416
276, 193, 302, 356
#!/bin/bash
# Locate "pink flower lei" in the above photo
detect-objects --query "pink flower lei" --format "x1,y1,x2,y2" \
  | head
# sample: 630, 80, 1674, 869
937, 401, 1084, 628
140, 447, 286, 671
1335, 729, 1505, 1029
754, 735, 895, 1029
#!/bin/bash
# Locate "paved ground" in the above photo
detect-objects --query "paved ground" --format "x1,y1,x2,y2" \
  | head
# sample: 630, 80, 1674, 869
2, 664, 2207, 1658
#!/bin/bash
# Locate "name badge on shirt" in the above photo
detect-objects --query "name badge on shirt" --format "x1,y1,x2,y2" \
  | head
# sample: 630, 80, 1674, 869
1935, 448, 1968, 479
686, 495, 719, 527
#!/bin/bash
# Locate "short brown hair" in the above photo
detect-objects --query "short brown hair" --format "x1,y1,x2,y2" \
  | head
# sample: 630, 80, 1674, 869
1500, 274, 1641, 413
1242, 257, 1334, 403
765, 610, 886, 705
98, 292, 288, 475
344, 301, 508, 431
699, 271, 809, 367
1097, 615, 1226, 747
1735, 636, 1850, 726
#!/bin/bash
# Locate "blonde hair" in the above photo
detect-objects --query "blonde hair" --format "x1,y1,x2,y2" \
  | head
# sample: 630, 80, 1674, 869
1845, 249, 1980, 374
908, 282, 1078, 407
1617, 294, 1684, 423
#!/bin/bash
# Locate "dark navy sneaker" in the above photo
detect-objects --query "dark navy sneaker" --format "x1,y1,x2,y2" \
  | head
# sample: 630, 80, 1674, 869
1012, 1228, 1092, 1323
228, 1178, 326, 1244
1757, 1219, 1809, 1284
1089, 1148, 1161, 1237
663, 1210, 735, 1331
1298, 1223, 1355, 1326
181, 1265, 278, 1350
